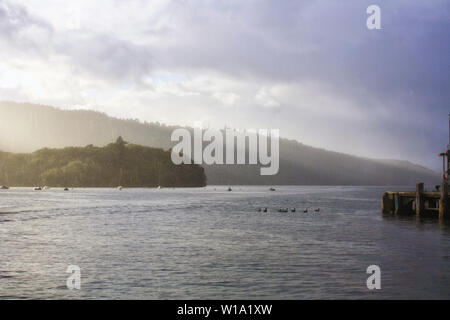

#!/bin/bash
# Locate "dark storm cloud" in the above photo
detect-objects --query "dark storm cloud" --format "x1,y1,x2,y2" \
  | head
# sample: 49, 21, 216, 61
147, 0, 449, 168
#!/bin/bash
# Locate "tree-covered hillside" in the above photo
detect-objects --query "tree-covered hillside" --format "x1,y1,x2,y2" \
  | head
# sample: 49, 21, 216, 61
0, 101, 440, 186
0, 137, 206, 188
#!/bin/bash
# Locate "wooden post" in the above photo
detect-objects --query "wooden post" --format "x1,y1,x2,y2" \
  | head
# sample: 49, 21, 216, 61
394, 193, 400, 214
382, 193, 388, 214
415, 183, 424, 216
439, 181, 448, 220
382, 192, 394, 214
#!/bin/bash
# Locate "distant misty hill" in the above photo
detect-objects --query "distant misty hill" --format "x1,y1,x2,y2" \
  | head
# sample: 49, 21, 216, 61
0, 101, 439, 186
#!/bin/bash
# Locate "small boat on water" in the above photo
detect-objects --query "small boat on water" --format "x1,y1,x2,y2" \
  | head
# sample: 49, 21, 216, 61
34, 187, 42, 191
0, 186, 9, 190
228, 187, 232, 192
64, 187, 69, 191
117, 186, 123, 190
278, 208, 289, 213
270, 187, 276, 191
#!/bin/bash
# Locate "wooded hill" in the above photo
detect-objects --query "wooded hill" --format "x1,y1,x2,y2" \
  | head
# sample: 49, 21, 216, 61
0, 101, 440, 186
0, 137, 206, 187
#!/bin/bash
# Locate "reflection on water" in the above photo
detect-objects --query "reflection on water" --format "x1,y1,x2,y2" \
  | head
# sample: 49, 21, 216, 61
1, 186, 450, 299
383, 212, 450, 231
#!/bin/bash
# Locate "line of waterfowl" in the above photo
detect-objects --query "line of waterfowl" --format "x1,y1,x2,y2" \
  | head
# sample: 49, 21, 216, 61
258, 207, 320, 213
0, 186, 72, 191
33, 186, 71, 191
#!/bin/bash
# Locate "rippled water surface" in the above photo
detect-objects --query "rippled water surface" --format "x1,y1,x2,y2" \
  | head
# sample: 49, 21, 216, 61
1, 186, 450, 299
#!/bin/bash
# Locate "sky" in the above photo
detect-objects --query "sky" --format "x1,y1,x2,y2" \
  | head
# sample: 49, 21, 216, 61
0, 0, 449, 170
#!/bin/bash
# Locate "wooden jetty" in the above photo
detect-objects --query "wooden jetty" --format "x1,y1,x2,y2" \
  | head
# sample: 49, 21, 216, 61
382, 182, 449, 219
384, 114, 450, 221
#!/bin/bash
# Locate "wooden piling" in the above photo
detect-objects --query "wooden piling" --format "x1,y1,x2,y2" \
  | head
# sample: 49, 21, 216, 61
415, 183, 424, 216
382, 192, 393, 214
439, 182, 448, 220
394, 193, 400, 214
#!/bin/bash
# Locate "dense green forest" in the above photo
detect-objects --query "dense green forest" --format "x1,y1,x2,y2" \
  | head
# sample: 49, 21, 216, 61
0, 137, 206, 187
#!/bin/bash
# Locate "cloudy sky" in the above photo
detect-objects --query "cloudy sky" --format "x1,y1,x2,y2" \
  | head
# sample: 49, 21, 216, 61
0, 0, 449, 169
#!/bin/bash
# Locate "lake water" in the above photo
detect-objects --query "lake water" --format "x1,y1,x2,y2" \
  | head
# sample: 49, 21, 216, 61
1, 186, 450, 299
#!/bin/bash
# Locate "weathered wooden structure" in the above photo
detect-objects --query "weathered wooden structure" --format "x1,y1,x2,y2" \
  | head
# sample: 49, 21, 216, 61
382, 182, 449, 220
